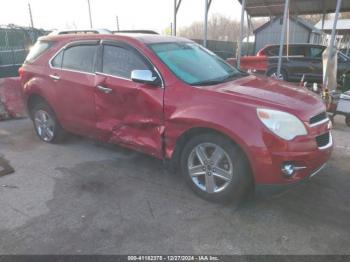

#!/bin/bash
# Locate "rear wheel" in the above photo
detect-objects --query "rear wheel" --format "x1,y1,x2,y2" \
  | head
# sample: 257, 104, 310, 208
180, 133, 252, 203
346, 115, 350, 127
31, 102, 65, 143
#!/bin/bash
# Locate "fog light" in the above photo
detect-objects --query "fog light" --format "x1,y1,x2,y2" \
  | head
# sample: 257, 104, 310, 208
281, 163, 295, 177
281, 162, 307, 177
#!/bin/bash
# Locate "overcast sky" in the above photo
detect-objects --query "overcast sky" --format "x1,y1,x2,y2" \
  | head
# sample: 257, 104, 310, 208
1, 0, 243, 32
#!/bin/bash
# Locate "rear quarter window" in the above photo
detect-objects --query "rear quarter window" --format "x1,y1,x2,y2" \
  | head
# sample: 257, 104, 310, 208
24, 41, 52, 64
51, 51, 63, 68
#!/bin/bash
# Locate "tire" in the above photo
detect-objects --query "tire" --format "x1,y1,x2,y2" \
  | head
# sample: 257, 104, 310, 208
346, 115, 350, 127
31, 102, 65, 143
267, 68, 287, 81
180, 133, 252, 203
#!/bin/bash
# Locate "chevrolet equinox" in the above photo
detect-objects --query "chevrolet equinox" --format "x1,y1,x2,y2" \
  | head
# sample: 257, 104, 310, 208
19, 33, 333, 202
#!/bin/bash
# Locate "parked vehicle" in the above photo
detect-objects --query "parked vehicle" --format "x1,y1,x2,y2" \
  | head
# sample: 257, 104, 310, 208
19, 33, 333, 202
257, 44, 350, 82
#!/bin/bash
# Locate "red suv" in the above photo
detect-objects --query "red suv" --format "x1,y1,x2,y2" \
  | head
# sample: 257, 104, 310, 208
20, 33, 333, 202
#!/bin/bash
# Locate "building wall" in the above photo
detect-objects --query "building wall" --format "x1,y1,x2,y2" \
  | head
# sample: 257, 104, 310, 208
255, 18, 312, 54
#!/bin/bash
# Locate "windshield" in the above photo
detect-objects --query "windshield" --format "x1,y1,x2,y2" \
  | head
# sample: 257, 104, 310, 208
149, 42, 242, 85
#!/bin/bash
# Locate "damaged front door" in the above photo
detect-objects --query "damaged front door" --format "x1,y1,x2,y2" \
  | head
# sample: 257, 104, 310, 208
94, 41, 164, 158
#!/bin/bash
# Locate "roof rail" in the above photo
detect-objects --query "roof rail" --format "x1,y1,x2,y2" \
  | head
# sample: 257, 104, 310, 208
113, 30, 159, 35
48, 29, 112, 35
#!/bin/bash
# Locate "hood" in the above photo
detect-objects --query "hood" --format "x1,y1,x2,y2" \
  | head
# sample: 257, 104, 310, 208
208, 74, 326, 121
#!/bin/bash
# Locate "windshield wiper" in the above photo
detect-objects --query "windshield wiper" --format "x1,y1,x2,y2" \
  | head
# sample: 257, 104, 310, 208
192, 72, 242, 86
192, 79, 227, 86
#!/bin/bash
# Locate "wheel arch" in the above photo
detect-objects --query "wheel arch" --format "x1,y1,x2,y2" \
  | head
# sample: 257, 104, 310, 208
26, 93, 60, 122
26, 93, 49, 119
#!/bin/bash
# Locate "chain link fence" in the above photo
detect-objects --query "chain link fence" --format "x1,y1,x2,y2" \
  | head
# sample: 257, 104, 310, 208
0, 25, 47, 78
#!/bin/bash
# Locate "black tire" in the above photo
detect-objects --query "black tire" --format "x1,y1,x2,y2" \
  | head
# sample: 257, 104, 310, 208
346, 115, 350, 127
267, 68, 287, 81
180, 133, 252, 203
31, 102, 66, 143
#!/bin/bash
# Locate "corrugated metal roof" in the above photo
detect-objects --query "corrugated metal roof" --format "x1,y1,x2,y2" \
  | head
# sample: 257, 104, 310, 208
254, 16, 322, 34
239, 0, 350, 17
315, 19, 350, 33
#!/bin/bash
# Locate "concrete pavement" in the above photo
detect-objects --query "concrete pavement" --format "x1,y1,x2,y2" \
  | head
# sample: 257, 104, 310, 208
0, 117, 349, 254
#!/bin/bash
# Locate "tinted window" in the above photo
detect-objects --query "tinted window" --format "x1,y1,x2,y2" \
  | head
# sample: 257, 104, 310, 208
288, 46, 306, 56
265, 46, 278, 56
309, 47, 324, 58
102, 45, 149, 79
62, 45, 97, 73
51, 51, 63, 68
25, 41, 52, 64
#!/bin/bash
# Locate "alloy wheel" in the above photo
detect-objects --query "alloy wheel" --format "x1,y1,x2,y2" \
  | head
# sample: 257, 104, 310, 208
187, 143, 233, 193
34, 110, 55, 142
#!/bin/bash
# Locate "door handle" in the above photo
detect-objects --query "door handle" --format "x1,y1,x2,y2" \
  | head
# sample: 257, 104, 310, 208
49, 74, 60, 81
97, 85, 113, 94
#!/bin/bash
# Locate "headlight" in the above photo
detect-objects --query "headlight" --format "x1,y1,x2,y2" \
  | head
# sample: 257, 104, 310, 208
257, 108, 307, 140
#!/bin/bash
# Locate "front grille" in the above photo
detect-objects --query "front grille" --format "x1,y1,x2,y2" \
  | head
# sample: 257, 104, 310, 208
316, 132, 330, 148
310, 112, 327, 125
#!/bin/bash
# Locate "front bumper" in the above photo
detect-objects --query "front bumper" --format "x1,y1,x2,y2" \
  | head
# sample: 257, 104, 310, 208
255, 162, 327, 195
250, 120, 333, 185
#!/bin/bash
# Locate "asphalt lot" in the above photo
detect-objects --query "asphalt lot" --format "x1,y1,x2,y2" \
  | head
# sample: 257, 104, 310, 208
0, 117, 349, 255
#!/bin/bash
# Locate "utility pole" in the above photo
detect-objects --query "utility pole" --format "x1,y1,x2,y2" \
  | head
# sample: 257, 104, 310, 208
87, 0, 93, 29
28, 3, 34, 28
116, 16, 120, 31
173, 0, 182, 36
203, 0, 212, 48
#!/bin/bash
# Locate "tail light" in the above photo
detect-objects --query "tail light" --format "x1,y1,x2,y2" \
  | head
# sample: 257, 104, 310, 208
18, 67, 25, 78
256, 49, 265, 56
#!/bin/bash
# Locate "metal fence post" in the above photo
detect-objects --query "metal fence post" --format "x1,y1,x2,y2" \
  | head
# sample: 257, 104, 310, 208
323, 0, 342, 88
277, 0, 290, 78
237, 0, 246, 69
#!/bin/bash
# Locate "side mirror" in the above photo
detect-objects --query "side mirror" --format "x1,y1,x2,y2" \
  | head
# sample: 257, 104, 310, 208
131, 70, 159, 86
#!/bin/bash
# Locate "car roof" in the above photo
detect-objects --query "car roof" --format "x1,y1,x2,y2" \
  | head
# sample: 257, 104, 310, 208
263, 43, 326, 48
39, 33, 192, 45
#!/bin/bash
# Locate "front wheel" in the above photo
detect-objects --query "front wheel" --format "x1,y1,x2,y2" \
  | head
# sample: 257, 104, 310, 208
180, 133, 252, 203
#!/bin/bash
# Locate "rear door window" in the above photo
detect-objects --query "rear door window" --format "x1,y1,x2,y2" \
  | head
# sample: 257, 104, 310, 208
25, 41, 52, 64
102, 45, 149, 79
62, 45, 97, 73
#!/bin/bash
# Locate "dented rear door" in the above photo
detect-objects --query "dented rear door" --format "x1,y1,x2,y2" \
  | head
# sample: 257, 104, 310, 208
94, 41, 164, 158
